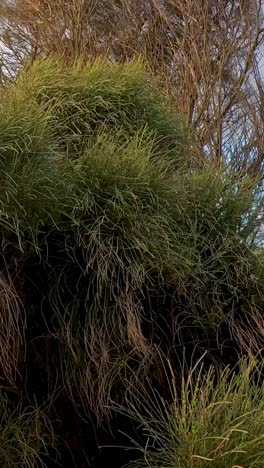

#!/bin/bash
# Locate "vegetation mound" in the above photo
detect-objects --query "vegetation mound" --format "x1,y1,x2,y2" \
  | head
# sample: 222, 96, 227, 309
0, 59, 263, 466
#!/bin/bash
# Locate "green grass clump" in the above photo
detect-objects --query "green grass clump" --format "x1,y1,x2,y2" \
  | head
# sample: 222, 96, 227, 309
0, 90, 70, 253
47, 134, 264, 419
14, 58, 190, 164
0, 58, 262, 429
123, 359, 264, 468
46, 130, 195, 420
0, 396, 54, 467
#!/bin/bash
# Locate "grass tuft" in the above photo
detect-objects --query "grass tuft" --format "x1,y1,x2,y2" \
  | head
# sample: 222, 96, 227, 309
121, 358, 264, 468
0, 395, 54, 467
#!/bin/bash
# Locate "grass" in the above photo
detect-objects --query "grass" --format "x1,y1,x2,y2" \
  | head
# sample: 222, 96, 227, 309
46, 135, 263, 419
0, 89, 70, 253
0, 271, 24, 385
15, 58, 191, 166
0, 58, 262, 437
0, 395, 54, 467
121, 358, 264, 468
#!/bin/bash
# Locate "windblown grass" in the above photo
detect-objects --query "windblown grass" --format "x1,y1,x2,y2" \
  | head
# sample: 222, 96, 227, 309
121, 358, 264, 468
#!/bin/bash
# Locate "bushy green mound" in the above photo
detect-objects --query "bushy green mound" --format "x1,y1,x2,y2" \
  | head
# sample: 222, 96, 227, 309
0, 59, 263, 465
13, 59, 190, 162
